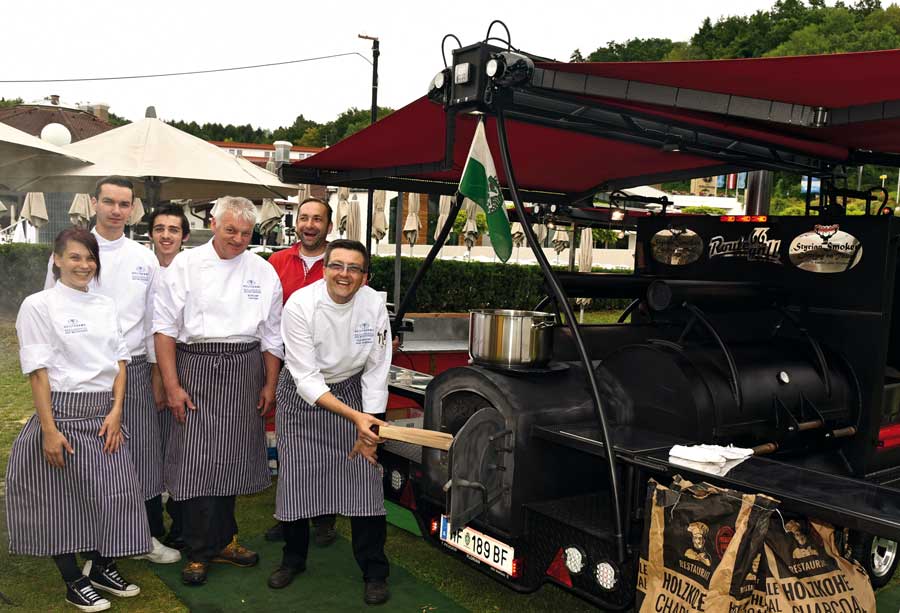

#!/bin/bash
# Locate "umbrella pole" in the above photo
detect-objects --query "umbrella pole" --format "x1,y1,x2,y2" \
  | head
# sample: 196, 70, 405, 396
365, 188, 374, 256
393, 191, 404, 314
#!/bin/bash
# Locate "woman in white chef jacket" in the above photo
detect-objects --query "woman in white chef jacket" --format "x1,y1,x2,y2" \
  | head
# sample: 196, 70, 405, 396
6, 228, 151, 613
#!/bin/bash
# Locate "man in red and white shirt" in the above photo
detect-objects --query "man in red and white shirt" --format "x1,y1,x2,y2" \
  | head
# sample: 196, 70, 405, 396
266, 197, 337, 546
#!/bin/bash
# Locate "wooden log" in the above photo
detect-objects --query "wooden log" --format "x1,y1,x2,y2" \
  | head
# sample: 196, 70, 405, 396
378, 424, 453, 451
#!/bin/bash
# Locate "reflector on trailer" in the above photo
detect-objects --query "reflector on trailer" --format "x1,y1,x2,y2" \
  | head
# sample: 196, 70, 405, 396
430, 518, 439, 534
545, 548, 572, 587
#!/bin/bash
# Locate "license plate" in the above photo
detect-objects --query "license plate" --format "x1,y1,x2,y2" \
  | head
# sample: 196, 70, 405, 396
440, 516, 515, 576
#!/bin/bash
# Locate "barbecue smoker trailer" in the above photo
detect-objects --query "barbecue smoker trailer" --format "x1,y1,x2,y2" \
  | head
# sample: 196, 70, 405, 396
281, 30, 900, 609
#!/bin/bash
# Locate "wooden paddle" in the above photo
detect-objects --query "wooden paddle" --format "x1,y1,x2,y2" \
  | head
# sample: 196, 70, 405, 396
377, 424, 454, 451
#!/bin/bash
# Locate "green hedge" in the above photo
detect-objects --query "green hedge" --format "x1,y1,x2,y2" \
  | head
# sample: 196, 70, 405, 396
1, 245, 630, 316
1, 244, 52, 316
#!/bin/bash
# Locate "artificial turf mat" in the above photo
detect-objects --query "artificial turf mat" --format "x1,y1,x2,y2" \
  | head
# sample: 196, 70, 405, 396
152, 534, 466, 612
385, 500, 422, 537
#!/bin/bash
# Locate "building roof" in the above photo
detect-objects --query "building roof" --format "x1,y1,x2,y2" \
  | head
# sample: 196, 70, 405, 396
0, 104, 114, 142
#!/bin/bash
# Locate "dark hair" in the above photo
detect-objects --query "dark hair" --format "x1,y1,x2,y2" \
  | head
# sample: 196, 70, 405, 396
147, 204, 190, 237
52, 228, 101, 281
93, 175, 134, 200
325, 239, 369, 272
298, 197, 333, 225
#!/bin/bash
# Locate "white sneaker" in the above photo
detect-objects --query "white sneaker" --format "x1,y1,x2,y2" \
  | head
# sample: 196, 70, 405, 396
132, 537, 181, 564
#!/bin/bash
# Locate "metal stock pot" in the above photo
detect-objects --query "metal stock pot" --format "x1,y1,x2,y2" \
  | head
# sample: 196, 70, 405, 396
468, 309, 555, 368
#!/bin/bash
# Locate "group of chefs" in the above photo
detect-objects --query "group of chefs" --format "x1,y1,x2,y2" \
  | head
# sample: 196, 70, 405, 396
6, 175, 395, 611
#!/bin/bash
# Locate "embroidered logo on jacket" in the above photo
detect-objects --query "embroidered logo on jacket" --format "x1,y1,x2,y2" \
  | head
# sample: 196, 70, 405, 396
353, 322, 374, 345
242, 280, 261, 300
131, 265, 151, 282
63, 318, 88, 335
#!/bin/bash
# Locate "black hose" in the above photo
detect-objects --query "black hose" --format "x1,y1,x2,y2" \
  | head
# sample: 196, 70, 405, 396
390, 193, 465, 336
495, 108, 626, 563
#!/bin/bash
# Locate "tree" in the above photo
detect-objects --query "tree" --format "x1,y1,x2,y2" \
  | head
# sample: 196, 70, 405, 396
0, 97, 22, 109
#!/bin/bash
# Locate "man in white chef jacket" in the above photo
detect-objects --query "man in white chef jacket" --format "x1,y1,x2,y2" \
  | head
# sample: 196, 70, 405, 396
268, 239, 391, 605
44, 176, 180, 565
153, 196, 283, 586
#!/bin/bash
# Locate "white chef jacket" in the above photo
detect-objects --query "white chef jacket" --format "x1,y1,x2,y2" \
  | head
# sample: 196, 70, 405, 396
45, 230, 159, 361
282, 280, 391, 414
153, 240, 284, 358
17, 282, 131, 392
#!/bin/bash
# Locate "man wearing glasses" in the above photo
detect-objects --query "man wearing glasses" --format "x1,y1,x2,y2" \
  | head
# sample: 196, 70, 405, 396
266, 197, 339, 546
269, 239, 392, 605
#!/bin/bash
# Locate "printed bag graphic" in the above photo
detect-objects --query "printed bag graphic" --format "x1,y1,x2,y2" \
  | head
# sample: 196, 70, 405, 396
636, 476, 778, 613
741, 518, 876, 613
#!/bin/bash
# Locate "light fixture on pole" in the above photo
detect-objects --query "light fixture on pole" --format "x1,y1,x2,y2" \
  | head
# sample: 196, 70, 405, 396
359, 33, 380, 256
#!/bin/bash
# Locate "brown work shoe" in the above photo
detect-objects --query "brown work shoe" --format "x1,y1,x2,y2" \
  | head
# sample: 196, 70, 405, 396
181, 561, 208, 586
211, 536, 259, 567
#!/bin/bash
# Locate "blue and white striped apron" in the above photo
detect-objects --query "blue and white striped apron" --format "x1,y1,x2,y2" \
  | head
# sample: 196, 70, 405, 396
275, 369, 385, 521
164, 342, 271, 501
123, 354, 163, 500
5, 391, 152, 557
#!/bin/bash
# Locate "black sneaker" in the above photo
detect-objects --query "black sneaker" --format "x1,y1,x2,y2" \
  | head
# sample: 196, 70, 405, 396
65, 576, 110, 612
84, 560, 141, 598
364, 580, 390, 605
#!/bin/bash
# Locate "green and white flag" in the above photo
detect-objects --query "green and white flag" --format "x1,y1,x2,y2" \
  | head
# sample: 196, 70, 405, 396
458, 119, 513, 262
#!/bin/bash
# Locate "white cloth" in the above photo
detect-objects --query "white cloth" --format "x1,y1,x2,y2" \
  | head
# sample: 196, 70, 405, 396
16, 282, 130, 392
153, 240, 284, 358
282, 279, 391, 414
669, 455, 749, 477
669, 444, 754, 465
44, 230, 159, 361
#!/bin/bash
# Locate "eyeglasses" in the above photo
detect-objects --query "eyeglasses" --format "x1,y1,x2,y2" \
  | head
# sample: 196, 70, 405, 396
326, 262, 366, 275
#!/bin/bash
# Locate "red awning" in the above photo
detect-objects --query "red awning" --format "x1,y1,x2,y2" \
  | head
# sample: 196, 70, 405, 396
285, 50, 900, 200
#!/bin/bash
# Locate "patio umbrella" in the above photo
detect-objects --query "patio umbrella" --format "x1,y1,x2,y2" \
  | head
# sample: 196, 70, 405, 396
403, 193, 421, 250
336, 187, 350, 237
532, 222, 548, 246
509, 221, 526, 261
128, 197, 145, 226
463, 198, 479, 253
297, 184, 310, 202
68, 193, 92, 228
0, 200, 7, 214
434, 195, 453, 241
18, 113, 298, 205
0, 122, 92, 190
20, 192, 48, 228
371, 190, 386, 244
576, 227, 594, 319
347, 193, 361, 242
259, 199, 284, 237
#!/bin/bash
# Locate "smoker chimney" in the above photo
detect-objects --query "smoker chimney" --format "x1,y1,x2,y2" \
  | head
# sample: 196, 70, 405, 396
49, 94, 60, 105
744, 171, 773, 216
145, 106, 157, 119
92, 102, 110, 123
273, 141, 292, 166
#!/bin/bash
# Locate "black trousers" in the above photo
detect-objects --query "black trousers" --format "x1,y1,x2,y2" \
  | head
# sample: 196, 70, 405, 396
282, 515, 389, 582
53, 553, 112, 583
166, 496, 183, 538
145, 495, 165, 539
182, 495, 237, 562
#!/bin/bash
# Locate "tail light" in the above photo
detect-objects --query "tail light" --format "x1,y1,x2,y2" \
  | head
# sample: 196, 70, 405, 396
545, 548, 572, 587
511, 557, 523, 579
429, 518, 439, 535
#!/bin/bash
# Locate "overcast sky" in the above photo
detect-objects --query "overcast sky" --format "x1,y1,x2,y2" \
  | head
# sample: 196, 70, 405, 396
4, 0, 777, 130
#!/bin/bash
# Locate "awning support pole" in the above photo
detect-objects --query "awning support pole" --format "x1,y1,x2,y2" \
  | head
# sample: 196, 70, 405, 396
496, 107, 627, 563
393, 191, 404, 313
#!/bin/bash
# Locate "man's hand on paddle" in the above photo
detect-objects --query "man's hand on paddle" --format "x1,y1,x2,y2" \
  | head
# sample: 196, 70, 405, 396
353, 412, 386, 446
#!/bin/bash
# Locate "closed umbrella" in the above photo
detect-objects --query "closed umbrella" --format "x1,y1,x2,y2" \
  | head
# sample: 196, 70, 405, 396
21, 192, 48, 228
371, 190, 386, 244
347, 193, 361, 242
551, 227, 570, 264
403, 193, 421, 251
297, 184, 309, 202
576, 227, 594, 320
336, 187, 350, 237
509, 221, 525, 262
68, 193, 92, 228
128, 197, 145, 226
463, 198, 479, 253
259, 199, 284, 237
532, 222, 548, 246
434, 195, 453, 241
0, 200, 7, 214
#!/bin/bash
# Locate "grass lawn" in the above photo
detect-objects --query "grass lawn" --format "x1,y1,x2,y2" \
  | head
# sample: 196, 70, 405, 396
0, 317, 598, 613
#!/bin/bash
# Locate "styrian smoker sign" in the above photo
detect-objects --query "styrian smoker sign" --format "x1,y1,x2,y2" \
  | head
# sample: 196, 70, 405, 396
788, 224, 863, 273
